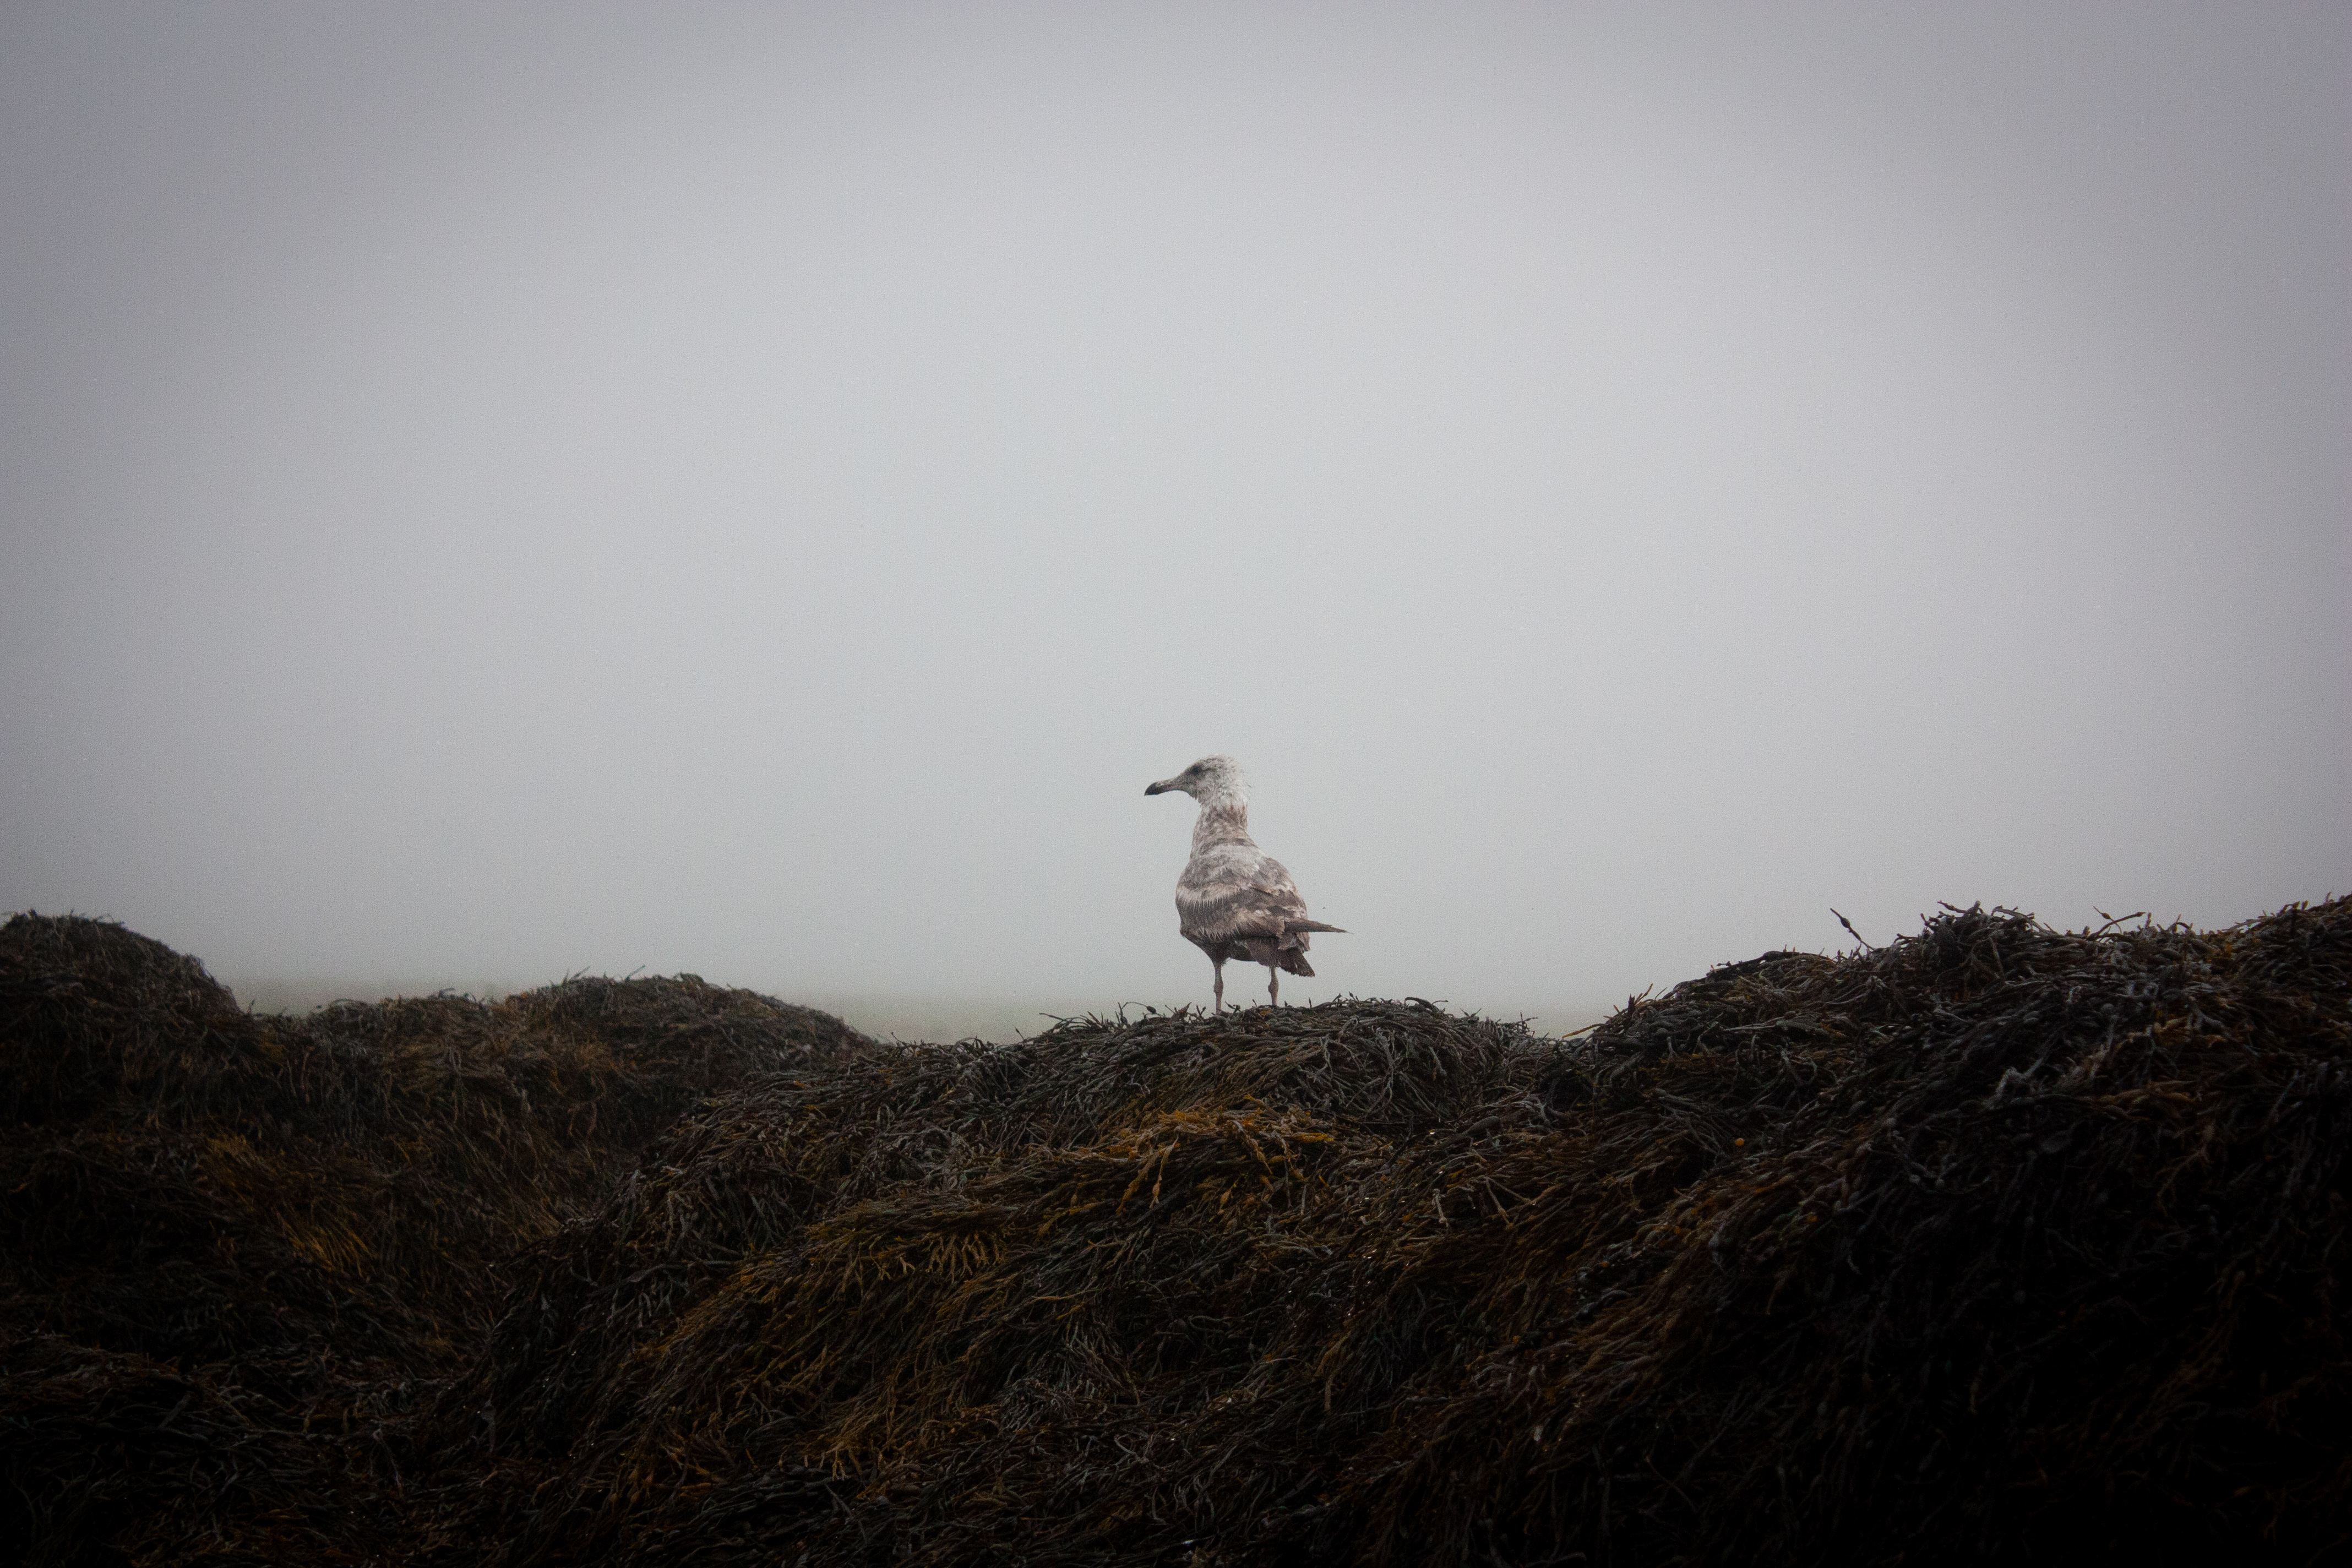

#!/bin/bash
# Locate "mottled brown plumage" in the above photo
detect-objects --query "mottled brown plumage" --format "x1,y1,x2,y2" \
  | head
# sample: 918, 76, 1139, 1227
1145, 756, 1343, 1011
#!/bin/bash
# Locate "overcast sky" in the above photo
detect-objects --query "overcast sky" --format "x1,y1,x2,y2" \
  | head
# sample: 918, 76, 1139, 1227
3, 2, 2345, 1023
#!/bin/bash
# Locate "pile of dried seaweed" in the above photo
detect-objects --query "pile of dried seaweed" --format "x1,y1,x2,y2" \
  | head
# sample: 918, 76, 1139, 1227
5, 897, 2349, 1565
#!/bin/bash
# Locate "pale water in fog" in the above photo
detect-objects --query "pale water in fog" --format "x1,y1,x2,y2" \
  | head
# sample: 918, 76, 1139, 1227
4, 3, 2346, 1023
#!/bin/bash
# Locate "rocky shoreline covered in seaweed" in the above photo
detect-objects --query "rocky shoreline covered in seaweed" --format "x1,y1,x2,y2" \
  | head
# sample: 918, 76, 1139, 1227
3, 897, 2346, 1564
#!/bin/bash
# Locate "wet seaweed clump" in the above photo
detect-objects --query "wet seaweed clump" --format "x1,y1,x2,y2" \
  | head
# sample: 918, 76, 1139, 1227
0, 911, 859, 1564
4, 897, 2350, 1565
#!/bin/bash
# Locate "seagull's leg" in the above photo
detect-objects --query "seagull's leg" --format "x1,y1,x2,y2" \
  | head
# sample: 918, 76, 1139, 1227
1212, 959, 1224, 1014
1267, 963, 1280, 1006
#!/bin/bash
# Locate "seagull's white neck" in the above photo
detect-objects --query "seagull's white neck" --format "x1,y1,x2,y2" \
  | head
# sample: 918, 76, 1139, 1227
1190, 790, 1253, 849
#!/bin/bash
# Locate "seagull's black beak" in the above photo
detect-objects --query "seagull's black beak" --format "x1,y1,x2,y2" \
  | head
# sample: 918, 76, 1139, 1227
1145, 778, 1173, 796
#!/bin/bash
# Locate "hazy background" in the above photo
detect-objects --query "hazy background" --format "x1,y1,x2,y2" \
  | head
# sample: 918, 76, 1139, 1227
4, 2, 2346, 1038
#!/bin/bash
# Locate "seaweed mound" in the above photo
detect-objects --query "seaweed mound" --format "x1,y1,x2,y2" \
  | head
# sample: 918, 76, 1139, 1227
429, 898, 2352, 1566
3, 899, 2349, 1565
0, 912, 861, 1564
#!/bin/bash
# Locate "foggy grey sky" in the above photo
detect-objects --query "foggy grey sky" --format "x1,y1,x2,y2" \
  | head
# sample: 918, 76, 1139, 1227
3, 2, 2346, 1020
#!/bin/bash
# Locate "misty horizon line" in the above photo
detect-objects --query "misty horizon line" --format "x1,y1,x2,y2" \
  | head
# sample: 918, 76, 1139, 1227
30, 886, 2340, 1047
218, 973, 1616, 1044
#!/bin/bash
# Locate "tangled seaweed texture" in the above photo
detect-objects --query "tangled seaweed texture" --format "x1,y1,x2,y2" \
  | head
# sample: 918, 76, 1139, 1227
3, 900, 2348, 1565
0, 913, 856, 1562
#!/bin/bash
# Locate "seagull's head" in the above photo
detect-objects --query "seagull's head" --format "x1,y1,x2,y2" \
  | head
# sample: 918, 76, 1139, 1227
1145, 755, 1245, 807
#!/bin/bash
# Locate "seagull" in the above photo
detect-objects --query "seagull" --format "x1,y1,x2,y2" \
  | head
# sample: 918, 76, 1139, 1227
1145, 755, 1343, 1011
